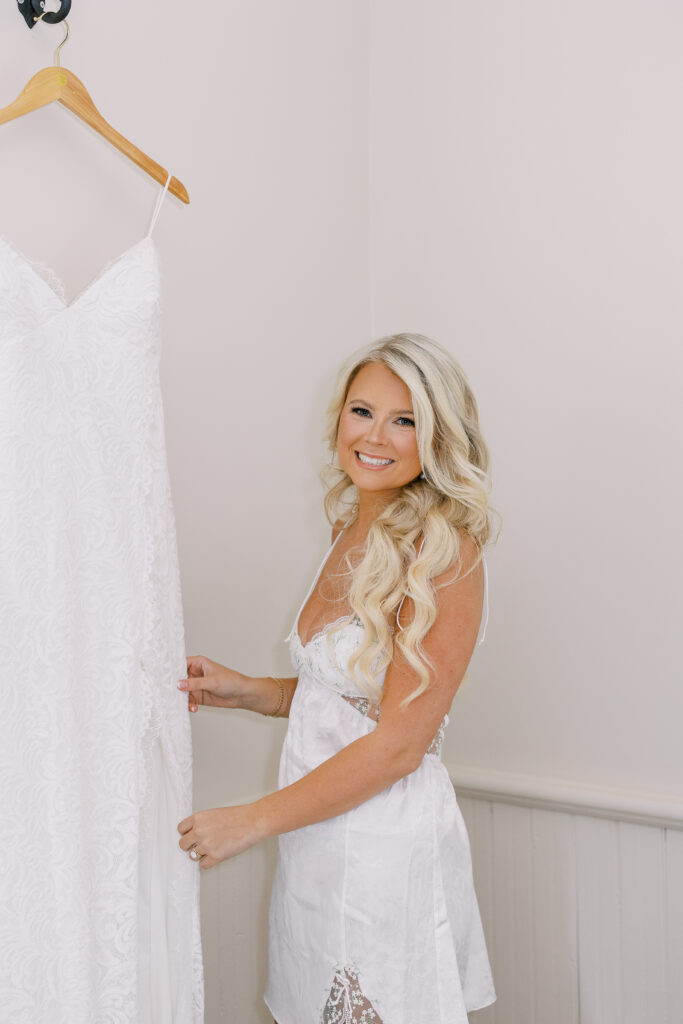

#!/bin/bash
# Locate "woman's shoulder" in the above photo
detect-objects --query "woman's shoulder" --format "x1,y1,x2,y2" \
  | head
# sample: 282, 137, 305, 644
396, 531, 484, 632
431, 531, 484, 590
414, 528, 482, 570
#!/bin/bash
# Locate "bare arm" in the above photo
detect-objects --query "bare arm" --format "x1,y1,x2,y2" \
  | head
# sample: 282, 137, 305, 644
178, 656, 297, 718
178, 536, 485, 867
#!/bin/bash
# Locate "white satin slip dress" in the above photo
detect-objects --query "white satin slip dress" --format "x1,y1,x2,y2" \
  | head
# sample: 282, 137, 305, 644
265, 531, 496, 1024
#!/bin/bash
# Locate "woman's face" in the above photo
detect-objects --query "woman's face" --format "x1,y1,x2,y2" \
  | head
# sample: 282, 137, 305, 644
336, 361, 422, 497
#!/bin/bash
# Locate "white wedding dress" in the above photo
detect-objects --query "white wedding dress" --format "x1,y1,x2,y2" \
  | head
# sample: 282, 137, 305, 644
0, 179, 204, 1023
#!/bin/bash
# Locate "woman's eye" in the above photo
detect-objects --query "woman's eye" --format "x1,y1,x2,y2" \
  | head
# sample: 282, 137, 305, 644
351, 406, 371, 418
396, 417, 415, 427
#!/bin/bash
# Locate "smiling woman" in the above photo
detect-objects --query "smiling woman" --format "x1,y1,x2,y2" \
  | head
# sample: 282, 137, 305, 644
178, 333, 498, 1024
320, 334, 494, 707
337, 361, 423, 488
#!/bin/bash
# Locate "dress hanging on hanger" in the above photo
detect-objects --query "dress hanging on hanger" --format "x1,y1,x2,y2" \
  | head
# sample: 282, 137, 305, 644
0, 18, 203, 1018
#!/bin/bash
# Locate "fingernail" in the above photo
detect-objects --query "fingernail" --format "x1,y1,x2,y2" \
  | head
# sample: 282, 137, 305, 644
178, 681, 186, 690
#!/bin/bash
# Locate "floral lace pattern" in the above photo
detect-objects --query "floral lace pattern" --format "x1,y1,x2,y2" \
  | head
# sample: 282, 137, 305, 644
341, 695, 376, 718
321, 966, 383, 1023
0, 234, 203, 1022
288, 613, 369, 696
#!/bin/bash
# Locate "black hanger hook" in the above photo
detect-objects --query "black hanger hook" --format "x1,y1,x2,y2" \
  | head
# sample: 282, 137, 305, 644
32, 0, 71, 24
17, 0, 71, 29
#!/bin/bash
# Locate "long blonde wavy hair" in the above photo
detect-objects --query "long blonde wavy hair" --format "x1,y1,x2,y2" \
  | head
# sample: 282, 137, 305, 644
323, 333, 498, 706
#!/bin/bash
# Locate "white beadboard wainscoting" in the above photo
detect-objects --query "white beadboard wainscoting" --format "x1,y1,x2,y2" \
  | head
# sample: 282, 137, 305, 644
454, 769, 683, 1024
198, 772, 683, 1024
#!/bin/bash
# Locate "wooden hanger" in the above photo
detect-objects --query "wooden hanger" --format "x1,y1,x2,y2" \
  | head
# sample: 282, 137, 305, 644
0, 20, 189, 204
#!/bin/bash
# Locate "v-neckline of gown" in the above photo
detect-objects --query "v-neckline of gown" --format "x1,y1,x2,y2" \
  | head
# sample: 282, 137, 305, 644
294, 531, 357, 650
0, 232, 155, 312
293, 532, 490, 651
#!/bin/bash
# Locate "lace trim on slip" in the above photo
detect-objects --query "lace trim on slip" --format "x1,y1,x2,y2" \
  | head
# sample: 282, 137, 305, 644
340, 695, 446, 757
321, 966, 383, 1023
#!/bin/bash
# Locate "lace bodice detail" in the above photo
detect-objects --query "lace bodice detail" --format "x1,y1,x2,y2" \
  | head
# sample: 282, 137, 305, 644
288, 613, 375, 693
0, 233, 161, 335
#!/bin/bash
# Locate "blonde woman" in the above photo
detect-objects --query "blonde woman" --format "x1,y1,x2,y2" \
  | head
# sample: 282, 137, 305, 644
178, 334, 497, 1023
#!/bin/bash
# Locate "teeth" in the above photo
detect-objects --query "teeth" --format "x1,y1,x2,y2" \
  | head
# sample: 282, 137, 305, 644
357, 452, 393, 466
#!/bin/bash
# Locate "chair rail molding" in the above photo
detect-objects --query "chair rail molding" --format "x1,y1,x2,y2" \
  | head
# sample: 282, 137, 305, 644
450, 766, 683, 831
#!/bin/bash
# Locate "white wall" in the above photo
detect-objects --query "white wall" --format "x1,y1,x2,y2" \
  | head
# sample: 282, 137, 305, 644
3, 2, 682, 1021
370, 0, 683, 800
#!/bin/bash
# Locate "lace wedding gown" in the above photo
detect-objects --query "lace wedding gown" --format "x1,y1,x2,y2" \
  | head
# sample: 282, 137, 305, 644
265, 532, 496, 1024
0, 179, 203, 1023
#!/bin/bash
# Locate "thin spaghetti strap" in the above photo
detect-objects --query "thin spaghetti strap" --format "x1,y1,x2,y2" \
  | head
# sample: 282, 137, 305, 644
477, 555, 489, 645
289, 529, 345, 641
146, 171, 173, 238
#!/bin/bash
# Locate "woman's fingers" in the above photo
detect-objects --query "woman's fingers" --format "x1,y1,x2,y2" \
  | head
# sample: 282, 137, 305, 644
186, 654, 210, 678
181, 656, 206, 709
176, 682, 202, 712
179, 660, 245, 713
178, 824, 199, 858
179, 673, 217, 693
177, 818, 208, 865
176, 807, 261, 871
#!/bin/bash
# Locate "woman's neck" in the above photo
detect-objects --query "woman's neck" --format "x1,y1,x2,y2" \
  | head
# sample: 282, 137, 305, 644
353, 489, 400, 536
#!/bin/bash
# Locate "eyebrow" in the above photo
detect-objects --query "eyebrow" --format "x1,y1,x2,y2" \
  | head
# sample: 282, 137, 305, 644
347, 398, 414, 416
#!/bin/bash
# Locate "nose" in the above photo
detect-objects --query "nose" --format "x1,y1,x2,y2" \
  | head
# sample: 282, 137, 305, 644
365, 417, 387, 446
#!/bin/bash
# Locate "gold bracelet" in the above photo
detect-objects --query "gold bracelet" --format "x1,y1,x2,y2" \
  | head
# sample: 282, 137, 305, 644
266, 676, 286, 717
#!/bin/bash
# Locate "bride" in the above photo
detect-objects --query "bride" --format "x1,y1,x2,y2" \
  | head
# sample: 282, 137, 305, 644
178, 333, 498, 1023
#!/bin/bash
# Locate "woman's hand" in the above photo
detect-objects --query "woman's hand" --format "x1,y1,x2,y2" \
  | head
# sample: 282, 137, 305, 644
178, 656, 259, 713
178, 804, 267, 869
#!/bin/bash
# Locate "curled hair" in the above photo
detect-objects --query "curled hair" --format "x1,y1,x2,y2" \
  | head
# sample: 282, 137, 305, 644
323, 333, 500, 706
